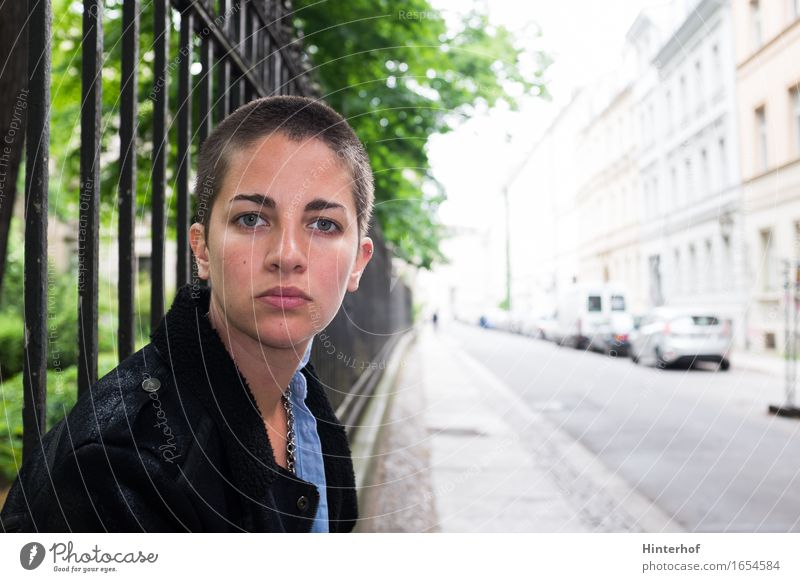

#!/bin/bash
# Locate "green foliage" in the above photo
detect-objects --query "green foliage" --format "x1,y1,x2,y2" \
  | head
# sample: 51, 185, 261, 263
0, 352, 119, 486
0, 215, 154, 380
49, 0, 187, 238
0, 312, 25, 378
293, 1, 549, 268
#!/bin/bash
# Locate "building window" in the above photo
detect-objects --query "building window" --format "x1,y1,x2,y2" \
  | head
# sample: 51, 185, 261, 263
722, 233, 732, 294
701, 148, 709, 194
649, 254, 663, 305
705, 239, 714, 292
751, 0, 763, 49
689, 244, 697, 292
666, 90, 673, 133
792, 85, 800, 156
718, 137, 728, 188
761, 228, 776, 291
653, 177, 660, 216
711, 44, 722, 95
685, 157, 693, 200
670, 165, 678, 208
680, 75, 687, 123
695, 60, 704, 109
795, 221, 800, 263
755, 106, 768, 171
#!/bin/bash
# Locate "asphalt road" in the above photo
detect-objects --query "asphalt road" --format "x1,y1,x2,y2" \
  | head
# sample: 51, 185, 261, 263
446, 321, 800, 532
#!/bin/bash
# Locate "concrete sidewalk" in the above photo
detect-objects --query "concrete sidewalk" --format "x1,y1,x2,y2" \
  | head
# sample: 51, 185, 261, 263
360, 326, 683, 533
733, 350, 790, 378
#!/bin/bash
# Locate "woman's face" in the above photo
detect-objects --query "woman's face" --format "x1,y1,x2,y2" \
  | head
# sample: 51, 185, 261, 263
189, 133, 373, 349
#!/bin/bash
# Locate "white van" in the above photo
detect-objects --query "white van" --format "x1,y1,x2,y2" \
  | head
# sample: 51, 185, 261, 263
555, 282, 631, 351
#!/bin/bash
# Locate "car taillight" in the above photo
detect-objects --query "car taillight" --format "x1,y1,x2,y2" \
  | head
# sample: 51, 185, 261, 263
615, 334, 628, 342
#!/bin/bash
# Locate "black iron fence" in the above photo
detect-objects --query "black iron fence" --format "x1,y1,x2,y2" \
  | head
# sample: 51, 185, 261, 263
20, 0, 412, 461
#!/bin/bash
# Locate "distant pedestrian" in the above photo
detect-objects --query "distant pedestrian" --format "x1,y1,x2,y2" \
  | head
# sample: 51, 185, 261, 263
432, 311, 439, 330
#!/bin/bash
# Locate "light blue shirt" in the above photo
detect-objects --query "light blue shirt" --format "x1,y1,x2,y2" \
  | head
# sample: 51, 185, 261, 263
288, 338, 329, 532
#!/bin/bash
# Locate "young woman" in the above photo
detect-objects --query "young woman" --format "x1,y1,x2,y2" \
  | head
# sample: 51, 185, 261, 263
1, 96, 374, 532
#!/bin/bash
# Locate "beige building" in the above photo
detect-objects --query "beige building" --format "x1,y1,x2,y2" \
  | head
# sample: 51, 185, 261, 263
734, 0, 800, 352
575, 75, 646, 313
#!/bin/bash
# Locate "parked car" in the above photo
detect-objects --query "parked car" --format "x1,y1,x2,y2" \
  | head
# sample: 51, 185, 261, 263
594, 310, 635, 356
629, 308, 732, 370
478, 308, 511, 330
531, 313, 559, 341
555, 282, 630, 350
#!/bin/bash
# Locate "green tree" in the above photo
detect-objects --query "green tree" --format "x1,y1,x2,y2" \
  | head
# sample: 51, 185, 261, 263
293, 0, 549, 268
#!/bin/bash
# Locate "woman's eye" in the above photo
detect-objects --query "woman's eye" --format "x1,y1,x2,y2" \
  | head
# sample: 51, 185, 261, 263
310, 218, 340, 233
236, 213, 266, 228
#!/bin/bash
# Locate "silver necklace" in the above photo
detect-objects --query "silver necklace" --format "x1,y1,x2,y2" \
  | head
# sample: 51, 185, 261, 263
282, 391, 296, 474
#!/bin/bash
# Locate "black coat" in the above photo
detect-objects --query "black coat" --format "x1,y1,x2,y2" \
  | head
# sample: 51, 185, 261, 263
0, 285, 358, 532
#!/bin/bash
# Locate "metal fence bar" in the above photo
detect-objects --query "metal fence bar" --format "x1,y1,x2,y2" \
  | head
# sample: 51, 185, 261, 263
77, 0, 102, 396
22, 0, 51, 460
16, 0, 413, 466
176, 9, 193, 288
227, 1, 241, 110
244, 9, 256, 102
265, 7, 276, 93
215, 0, 232, 120
151, 0, 168, 329
198, 34, 213, 145
236, 0, 247, 105
118, 0, 139, 360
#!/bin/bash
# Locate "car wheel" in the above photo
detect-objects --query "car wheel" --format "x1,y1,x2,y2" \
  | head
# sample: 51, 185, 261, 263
655, 347, 667, 369
720, 359, 730, 371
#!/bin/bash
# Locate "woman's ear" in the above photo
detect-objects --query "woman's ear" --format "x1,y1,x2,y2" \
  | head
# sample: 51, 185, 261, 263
189, 223, 211, 281
347, 236, 374, 293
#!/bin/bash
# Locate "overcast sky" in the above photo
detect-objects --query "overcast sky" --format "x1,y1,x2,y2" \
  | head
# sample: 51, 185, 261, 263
417, 0, 670, 315
426, 0, 667, 230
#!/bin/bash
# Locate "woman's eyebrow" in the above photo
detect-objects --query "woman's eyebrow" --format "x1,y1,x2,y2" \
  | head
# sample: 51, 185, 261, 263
304, 198, 346, 212
229, 193, 275, 208
229, 193, 346, 213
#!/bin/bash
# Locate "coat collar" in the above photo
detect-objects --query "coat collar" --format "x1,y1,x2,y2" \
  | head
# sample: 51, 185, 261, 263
150, 283, 310, 501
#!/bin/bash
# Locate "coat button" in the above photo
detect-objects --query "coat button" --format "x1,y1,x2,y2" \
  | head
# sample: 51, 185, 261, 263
142, 377, 161, 393
296, 496, 309, 512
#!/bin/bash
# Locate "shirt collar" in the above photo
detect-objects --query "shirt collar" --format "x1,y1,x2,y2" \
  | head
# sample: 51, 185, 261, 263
296, 337, 313, 374
290, 338, 314, 401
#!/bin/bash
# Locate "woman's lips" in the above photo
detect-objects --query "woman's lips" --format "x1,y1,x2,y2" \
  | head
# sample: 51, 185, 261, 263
256, 295, 310, 310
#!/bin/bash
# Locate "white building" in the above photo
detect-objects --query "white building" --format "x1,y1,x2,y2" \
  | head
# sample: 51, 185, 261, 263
629, 0, 747, 346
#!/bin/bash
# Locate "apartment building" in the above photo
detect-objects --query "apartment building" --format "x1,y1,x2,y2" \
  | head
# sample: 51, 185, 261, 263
631, 0, 747, 346
734, 0, 800, 352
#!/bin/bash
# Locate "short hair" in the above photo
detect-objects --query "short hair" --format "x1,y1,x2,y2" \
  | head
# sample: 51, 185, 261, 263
193, 95, 374, 241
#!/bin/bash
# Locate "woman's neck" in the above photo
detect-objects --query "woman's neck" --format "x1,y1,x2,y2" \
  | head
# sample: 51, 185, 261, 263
206, 295, 308, 421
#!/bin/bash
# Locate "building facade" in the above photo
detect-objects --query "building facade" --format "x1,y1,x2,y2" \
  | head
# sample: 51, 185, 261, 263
632, 0, 747, 346
734, 0, 800, 352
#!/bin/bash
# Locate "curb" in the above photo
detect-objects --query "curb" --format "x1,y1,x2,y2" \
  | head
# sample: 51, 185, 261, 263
348, 329, 418, 494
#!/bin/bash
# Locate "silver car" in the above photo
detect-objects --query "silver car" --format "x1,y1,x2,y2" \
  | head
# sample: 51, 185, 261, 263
630, 308, 732, 370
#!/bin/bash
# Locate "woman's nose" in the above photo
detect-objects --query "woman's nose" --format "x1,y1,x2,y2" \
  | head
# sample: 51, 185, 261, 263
264, 224, 307, 273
